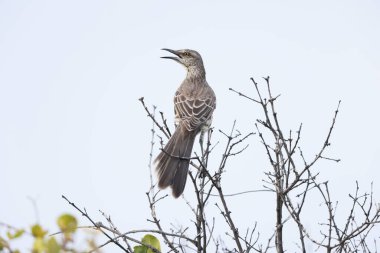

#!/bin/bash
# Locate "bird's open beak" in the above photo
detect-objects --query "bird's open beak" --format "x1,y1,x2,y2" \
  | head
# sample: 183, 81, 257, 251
161, 48, 182, 63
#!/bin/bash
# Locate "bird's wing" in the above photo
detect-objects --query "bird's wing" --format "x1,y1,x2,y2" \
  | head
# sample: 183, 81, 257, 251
174, 88, 216, 132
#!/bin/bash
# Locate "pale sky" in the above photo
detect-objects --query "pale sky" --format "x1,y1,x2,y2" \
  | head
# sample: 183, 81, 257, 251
1, 1, 379, 252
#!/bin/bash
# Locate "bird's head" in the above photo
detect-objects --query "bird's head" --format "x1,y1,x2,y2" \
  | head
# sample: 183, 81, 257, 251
161, 48, 204, 69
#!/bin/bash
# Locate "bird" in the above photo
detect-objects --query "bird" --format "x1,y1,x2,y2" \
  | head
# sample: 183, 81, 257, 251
155, 48, 216, 198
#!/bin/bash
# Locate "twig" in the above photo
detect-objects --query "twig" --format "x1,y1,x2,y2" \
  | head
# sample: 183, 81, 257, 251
61, 195, 129, 252
139, 97, 170, 139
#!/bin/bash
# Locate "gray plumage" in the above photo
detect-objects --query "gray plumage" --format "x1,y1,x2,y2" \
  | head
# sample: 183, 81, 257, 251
155, 48, 216, 198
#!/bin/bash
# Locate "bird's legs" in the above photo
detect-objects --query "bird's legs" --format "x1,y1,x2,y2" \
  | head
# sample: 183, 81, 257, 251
199, 129, 205, 156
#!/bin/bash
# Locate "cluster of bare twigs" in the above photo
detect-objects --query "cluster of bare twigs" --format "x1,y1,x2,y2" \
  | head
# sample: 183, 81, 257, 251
62, 77, 379, 253
139, 95, 255, 253
230, 77, 380, 253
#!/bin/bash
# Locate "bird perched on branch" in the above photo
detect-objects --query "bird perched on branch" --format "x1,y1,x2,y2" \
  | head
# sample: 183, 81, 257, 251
155, 48, 216, 198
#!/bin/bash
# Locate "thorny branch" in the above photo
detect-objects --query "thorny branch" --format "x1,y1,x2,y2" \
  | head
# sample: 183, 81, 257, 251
61, 76, 379, 253
230, 76, 379, 253
140, 98, 255, 253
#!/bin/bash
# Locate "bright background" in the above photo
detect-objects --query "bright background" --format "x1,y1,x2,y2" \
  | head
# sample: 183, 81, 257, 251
1, 1, 379, 252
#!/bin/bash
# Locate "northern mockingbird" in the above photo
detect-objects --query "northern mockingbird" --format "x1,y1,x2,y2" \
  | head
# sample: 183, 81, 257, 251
155, 48, 216, 198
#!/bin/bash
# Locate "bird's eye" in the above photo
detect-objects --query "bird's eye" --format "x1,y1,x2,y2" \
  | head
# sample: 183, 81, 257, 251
183, 52, 190, 57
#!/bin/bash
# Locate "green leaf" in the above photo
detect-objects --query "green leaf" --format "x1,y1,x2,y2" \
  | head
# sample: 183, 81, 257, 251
31, 224, 48, 238
6, 229, 25, 239
46, 237, 60, 253
133, 235, 161, 253
32, 238, 44, 253
141, 234, 161, 253
134, 245, 147, 253
57, 213, 77, 234
0, 236, 7, 250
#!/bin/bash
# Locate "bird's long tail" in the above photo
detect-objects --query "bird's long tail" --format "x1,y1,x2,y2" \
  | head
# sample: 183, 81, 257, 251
154, 126, 196, 198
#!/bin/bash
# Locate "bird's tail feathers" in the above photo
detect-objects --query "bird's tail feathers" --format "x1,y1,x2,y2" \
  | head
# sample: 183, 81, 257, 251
154, 126, 195, 198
